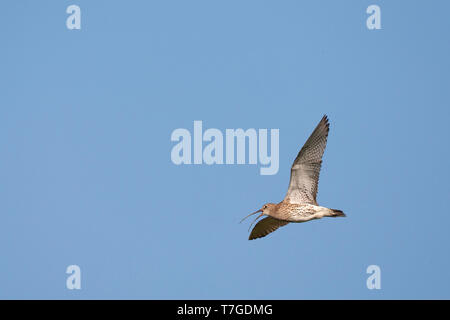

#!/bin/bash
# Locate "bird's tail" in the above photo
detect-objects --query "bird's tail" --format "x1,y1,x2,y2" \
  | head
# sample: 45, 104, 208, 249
330, 209, 346, 217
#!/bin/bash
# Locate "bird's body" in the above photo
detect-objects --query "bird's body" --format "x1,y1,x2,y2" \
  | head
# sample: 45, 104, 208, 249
241, 115, 345, 240
271, 202, 343, 222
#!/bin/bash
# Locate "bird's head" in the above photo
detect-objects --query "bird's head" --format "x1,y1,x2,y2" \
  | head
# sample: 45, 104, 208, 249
260, 203, 276, 215
240, 203, 276, 229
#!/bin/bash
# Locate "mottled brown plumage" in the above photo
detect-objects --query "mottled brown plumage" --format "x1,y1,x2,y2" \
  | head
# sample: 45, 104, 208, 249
241, 115, 345, 240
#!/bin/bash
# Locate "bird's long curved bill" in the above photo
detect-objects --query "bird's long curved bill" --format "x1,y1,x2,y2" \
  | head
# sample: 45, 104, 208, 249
240, 209, 262, 224
247, 212, 264, 232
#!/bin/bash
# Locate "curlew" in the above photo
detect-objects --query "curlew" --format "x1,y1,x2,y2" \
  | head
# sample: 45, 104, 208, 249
241, 115, 345, 240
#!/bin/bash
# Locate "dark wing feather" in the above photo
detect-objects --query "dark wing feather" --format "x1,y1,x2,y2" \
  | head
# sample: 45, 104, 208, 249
249, 217, 289, 240
284, 115, 330, 205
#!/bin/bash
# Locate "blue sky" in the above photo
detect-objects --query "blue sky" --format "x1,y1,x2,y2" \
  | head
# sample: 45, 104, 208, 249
1, 0, 450, 299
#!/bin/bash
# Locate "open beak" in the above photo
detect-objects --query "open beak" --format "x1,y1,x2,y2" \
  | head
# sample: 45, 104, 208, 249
240, 209, 265, 232
240, 209, 262, 223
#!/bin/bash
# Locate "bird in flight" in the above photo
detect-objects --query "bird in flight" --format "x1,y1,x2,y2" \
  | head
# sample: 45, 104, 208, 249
241, 115, 345, 240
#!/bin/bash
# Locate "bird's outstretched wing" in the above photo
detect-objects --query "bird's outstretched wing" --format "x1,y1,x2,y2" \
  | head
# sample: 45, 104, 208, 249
249, 217, 289, 240
284, 115, 330, 205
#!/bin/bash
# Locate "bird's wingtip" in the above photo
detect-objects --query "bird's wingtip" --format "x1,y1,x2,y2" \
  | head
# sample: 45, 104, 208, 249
320, 114, 330, 131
